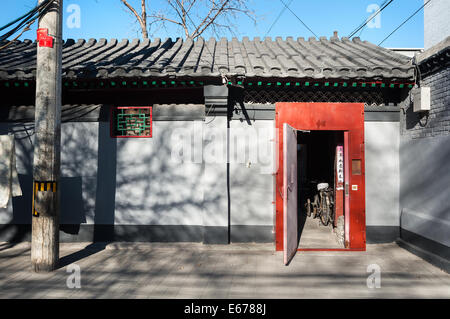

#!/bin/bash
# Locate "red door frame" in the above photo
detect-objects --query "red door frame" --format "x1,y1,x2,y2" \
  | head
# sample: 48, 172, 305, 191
275, 102, 366, 251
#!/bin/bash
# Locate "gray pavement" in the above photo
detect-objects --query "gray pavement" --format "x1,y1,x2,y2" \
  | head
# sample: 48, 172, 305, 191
0, 242, 449, 299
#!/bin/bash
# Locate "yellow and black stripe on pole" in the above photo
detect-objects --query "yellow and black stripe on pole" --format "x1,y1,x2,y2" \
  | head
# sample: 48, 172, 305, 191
32, 181, 57, 217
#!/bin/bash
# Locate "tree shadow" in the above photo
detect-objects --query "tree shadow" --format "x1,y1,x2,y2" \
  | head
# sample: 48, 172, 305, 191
57, 242, 108, 269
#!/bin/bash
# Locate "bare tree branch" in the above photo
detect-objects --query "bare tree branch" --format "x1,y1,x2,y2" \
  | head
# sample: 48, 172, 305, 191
148, 14, 184, 27
120, 0, 148, 38
120, 0, 255, 40
141, 0, 147, 38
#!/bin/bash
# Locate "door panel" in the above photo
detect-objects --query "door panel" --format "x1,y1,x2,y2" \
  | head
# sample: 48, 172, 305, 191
344, 131, 350, 247
283, 123, 298, 265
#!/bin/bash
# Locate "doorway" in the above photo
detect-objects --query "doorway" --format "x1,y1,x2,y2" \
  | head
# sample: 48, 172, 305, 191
297, 130, 344, 249
276, 103, 366, 265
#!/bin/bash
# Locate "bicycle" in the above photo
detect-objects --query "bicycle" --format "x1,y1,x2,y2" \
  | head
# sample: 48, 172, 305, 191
305, 183, 334, 226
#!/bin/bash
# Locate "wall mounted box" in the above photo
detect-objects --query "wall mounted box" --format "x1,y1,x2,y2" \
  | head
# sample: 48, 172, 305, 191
413, 87, 431, 112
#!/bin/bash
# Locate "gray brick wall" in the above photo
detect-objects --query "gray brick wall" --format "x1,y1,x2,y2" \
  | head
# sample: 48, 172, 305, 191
401, 66, 450, 139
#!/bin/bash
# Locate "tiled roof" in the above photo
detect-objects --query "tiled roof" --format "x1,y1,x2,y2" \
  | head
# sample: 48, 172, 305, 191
0, 36, 414, 81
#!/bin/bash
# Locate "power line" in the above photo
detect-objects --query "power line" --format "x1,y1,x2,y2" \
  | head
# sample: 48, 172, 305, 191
348, 0, 394, 38
349, 0, 391, 37
265, 0, 294, 37
355, 0, 390, 38
0, 4, 43, 32
280, 0, 318, 38
379, 0, 432, 46
0, 0, 54, 44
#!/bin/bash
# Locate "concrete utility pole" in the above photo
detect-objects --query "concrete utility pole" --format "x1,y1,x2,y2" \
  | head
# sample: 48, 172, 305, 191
32, 0, 63, 272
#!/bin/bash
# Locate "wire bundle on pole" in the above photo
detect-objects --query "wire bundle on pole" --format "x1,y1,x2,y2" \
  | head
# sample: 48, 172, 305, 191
0, 0, 54, 47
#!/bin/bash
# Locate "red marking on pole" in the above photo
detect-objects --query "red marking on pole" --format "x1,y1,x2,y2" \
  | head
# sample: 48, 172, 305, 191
37, 28, 54, 48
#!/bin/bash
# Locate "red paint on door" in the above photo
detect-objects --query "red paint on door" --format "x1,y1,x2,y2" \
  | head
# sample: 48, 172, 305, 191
344, 131, 350, 247
275, 103, 366, 252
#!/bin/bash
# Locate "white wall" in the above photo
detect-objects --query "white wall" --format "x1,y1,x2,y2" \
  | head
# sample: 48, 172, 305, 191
113, 121, 204, 226
364, 121, 400, 226
229, 120, 275, 226
201, 116, 228, 229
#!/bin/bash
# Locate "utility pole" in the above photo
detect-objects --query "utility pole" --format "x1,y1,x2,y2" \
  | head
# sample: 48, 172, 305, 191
32, 0, 63, 272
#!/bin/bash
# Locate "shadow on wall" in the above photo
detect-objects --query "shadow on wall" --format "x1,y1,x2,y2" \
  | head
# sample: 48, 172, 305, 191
0, 123, 33, 242
92, 119, 116, 242
399, 134, 450, 245
0, 107, 226, 244
0, 113, 115, 242
1, 107, 269, 245
405, 98, 429, 130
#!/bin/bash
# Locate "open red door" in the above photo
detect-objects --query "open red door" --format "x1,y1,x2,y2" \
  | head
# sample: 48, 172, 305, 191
283, 123, 298, 265
276, 103, 365, 253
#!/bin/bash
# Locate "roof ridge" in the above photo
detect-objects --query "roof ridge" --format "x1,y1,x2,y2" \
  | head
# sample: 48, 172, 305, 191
0, 36, 415, 81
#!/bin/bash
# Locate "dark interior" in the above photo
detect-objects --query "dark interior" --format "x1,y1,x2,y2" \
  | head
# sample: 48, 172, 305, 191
297, 130, 343, 213
295, 130, 345, 248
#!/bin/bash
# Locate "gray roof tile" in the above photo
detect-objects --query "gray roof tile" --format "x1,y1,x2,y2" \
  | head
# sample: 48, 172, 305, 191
0, 36, 414, 81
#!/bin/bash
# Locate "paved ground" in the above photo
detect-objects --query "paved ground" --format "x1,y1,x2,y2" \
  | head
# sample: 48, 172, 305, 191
298, 214, 343, 249
0, 242, 449, 299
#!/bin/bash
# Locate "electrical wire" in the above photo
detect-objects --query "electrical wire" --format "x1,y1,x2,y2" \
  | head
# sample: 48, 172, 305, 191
265, 0, 294, 37
280, 0, 318, 38
348, 0, 392, 38
348, 0, 394, 38
0, 0, 54, 46
0, 5, 41, 32
357, 0, 390, 38
378, 0, 432, 46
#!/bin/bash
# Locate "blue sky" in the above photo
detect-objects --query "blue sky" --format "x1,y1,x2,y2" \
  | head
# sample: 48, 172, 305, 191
0, 0, 426, 48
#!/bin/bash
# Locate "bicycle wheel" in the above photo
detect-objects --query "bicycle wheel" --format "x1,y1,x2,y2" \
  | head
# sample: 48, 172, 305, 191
306, 198, 311, 217
312, 195, 319, 218
320, 195, 330, 226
